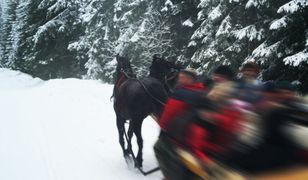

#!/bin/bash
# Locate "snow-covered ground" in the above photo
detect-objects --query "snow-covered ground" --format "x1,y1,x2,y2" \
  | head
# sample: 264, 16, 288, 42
0, 68, 163, 180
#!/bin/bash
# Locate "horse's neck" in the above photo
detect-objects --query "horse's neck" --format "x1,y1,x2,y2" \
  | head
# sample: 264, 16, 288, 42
113, 73, 128, 96
149, 73, 163, 83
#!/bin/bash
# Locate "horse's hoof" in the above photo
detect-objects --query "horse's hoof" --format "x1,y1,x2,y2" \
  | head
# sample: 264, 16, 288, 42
125, 156, 134, 169
124, 150, 130, 157
134, 161, 142, 169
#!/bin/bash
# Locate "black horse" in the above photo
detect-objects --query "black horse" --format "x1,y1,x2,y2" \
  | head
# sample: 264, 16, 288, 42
113, 55, 177, 168
149, 54, 179, 93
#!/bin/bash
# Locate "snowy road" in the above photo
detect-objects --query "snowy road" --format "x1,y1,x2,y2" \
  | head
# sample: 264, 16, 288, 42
0, 68, 162, 180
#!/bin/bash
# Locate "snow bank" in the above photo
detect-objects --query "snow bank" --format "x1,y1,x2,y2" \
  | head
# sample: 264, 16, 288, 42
0, 68, 42, 90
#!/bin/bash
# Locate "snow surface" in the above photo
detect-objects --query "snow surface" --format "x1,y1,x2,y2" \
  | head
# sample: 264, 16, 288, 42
234, 25, 264, 41
80, 1, 98, 23
0, 0, 7, 19
284, 51, 308, 66
216, 15, 231, 37
198, 0, 211, 8
251, 41, 281, 60
278, 0, 308, 14
208, 5, 222, 22
188, 40, 197, 47
270, 16, 288, 30
182, 18, 194, 27
245, 0, 267, 9
0, 68, 162, 180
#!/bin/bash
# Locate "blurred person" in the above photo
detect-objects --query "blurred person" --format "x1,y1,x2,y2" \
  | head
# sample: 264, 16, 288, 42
207, 65, 237, 103
158, 68, 206, 131
157, 94, 246, 180
211, 65, 235, 84
154, 68, 207, 180
155, 96, 217, 180
274, 81, 308, 166
225, 81, 308, 175
156, 66, 248, 179
237, 62, 263, 104
238, 62, 261, 85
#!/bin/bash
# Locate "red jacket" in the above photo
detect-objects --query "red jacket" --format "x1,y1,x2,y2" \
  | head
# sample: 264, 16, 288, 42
158, 82, 205, 131
183, 106, 242, 164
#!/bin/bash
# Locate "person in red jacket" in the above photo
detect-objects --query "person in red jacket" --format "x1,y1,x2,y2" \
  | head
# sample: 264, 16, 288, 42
158, 69, 206, 131
154, 68, 206, 180
154, 66, 241, 180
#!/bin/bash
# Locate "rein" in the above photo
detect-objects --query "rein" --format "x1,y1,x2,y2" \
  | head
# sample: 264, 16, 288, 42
163, 71, 178, 94
136, 78, 166, 106
114, 69, 166, 106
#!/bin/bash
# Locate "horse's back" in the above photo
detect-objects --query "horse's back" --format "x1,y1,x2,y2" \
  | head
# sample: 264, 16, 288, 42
115, 77, 167, 119
140, 77, 168, 102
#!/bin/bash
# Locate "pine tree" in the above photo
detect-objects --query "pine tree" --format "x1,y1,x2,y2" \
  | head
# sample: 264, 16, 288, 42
27, 0, 83, 79
0, 0, 19, 68
71, 0, 174, 82
69, 0, 117, 82
120, 1, 174, 77
190, 0, 237, 74
111, 0, 153, 77
0, 0, 307, 87
0, 3, 3, 66
255, 0, 308, 92
162, 0, 200, 65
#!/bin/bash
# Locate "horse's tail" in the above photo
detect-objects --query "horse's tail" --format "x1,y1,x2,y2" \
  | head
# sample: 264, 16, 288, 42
110, 89, 115, 102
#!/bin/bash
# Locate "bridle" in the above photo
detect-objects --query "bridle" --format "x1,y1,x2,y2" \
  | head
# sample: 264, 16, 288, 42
163, 69, 178, 93
113, 68, 133, 98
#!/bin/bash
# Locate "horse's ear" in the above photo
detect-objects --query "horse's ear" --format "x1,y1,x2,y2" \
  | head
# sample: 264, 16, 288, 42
162, 55, 166, 61
116, 54, 122, 63
175, 62, 184, 70
153, 54, 161, 63
153, 54, 159, 60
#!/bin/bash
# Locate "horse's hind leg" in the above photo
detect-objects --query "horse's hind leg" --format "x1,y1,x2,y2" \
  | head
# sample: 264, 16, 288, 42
126, 123, 134, 154
116, 116, 129, 157
133, 120, 144, 168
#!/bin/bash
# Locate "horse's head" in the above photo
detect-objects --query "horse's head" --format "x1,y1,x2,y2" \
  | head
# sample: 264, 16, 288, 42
116, 55, 135, 78
150, 54, 178, 80
112, 55, 135, 98
149, 54, 181, 92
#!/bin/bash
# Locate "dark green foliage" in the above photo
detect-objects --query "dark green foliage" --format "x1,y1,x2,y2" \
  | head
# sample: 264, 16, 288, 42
0, 0, 307, 90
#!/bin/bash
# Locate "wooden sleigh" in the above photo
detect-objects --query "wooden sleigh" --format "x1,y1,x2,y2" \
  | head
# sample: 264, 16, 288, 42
176, 148, 308, 180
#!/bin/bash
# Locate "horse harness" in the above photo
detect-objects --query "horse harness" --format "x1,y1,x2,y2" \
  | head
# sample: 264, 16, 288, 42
115, 69, 167, 107
163, 70, 178, 94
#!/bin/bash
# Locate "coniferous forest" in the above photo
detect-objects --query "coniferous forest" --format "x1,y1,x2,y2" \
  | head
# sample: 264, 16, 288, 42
0, 0, 307, 91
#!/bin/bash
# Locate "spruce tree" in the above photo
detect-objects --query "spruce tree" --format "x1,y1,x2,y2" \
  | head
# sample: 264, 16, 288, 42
0, 0, 19, 68
28, 0, 82, 79
162, 0, 200, 65
69, 0, 117, 82
256, 0, 308, 92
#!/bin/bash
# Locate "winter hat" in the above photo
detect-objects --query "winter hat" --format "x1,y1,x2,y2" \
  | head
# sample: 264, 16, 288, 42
240, 62, 260, 73
213, 65, 235, 80
180, 68, 198, 80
